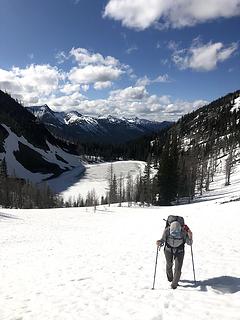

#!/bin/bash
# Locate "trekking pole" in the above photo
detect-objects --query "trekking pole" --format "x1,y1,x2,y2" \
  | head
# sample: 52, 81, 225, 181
190, 243, 196, 284
152, 246, 161, 290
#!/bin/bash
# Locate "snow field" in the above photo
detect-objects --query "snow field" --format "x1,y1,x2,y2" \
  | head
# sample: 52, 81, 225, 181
0, 200, 239, 320
57, 161, 146, 202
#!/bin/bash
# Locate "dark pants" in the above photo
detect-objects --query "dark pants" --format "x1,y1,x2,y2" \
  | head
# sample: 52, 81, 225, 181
164, 248, 184, 287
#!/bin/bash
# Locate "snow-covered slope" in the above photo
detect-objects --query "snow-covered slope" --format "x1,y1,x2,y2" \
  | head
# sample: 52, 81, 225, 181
0, 200, 239, 320
0, 124, 84, 183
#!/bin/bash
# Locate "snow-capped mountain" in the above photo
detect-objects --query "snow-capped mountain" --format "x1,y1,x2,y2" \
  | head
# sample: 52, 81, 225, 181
27, 105, 172, 144
0, 90, 84, 184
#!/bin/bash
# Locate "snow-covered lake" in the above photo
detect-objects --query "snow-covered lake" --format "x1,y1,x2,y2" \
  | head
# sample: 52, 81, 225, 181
0, 199, 239, 320
51, 160, 146, 202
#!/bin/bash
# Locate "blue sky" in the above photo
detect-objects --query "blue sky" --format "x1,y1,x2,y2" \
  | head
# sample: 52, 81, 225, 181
0, 0, 239, 121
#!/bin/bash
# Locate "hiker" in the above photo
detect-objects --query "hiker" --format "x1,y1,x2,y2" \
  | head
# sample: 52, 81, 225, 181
156, 217, 192, 289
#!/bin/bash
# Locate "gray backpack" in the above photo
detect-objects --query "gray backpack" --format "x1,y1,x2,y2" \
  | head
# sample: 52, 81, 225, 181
165, 216, 185, 249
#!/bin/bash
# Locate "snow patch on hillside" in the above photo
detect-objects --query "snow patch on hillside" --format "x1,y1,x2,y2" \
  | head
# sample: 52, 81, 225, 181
1, 124, 84, 183
230, 96, 240, 112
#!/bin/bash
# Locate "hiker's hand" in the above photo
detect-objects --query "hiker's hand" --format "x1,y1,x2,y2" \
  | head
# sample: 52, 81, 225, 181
156, 240, 164, 247
188, 230, 193, 240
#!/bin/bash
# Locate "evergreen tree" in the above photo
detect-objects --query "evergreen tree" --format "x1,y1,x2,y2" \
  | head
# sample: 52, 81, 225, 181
157, 131, 179, 205
142, 154, 152, 206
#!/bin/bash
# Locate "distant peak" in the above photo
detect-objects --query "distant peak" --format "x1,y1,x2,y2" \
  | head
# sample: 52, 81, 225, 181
66, 110, 83, 117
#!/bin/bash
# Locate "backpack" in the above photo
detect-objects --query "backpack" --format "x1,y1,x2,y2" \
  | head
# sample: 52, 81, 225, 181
165, 215, 184, 228
165, 215, 185, 250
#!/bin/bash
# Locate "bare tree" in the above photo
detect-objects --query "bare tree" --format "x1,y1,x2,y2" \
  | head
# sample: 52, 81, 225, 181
225, 146, 234, 186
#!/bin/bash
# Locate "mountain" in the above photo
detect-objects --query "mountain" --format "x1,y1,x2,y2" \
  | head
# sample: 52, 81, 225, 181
0, 90, 84, 184
152, 89, 240, 204
27, 105, 172, 144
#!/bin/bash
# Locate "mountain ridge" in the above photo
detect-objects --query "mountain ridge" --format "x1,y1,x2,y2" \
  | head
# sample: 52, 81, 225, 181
27, 105, 172, 144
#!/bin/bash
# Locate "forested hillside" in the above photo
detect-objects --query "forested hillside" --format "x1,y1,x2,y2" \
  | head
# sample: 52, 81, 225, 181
154, 90, 240, 204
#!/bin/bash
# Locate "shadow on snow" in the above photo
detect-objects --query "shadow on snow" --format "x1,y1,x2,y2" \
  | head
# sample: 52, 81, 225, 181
180, 276, 240, 294
0, 212, 20, 220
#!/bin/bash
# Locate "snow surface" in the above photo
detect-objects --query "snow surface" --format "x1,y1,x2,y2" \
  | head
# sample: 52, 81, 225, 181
1, 156, 240, 319
51, 161, 146, 201
0, 199, 239, 320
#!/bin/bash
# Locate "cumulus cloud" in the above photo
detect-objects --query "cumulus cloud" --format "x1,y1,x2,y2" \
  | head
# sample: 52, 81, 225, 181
0, 64, 64, 104
164, 99, 207, 115
38, 83, 206, 121
0, 48, 208, 121
63, 85, 206, 121
42, 92, 85, 110
68, 65, 123, 85
94, 81, 112, 90
70, 48, 119, 67
104, 0, 240, 30
0, 48, 128, 108
105, 86, 207, 119
68, 48, 126, 89
60, 83, 81, 94
172, 41, 238, 71
109, 86, 148, 101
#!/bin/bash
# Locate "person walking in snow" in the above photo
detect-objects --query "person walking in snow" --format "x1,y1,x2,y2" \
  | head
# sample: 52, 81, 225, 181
156, 218, 192, 289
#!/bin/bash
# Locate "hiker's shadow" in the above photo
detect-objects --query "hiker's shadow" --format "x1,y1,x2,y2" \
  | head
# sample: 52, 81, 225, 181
180, 276, 240, 294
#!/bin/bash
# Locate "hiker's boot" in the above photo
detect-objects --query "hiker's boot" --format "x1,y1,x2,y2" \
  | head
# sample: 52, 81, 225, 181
171, 271, 181, 289
167, 270, 173, 282
171, 283, 178, 289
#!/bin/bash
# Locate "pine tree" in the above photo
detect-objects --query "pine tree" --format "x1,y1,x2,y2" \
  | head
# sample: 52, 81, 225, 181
142, 154, 152, 206
157, 131, 179, 205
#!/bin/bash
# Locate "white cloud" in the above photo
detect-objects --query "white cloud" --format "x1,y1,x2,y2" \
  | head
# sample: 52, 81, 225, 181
126, 45, 138, 54
70, 48, 119, 67
56, 51, 68, 64
60, 83, 81, 94
136, 74, 171, 86
40, 92, 85, 111
94, 81, 112, 90
69, 85, 206, 121
104, 0, 240, 30
81, 84, 90, 92
68, 65, 123, 85
164, 99, 206, 115
172, 41, 238, 71
109, 86, 148, 101
0, 64, 63, 104
0, 48, 130, 110
67, 48, 126, 89
0, 48, 208, 121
